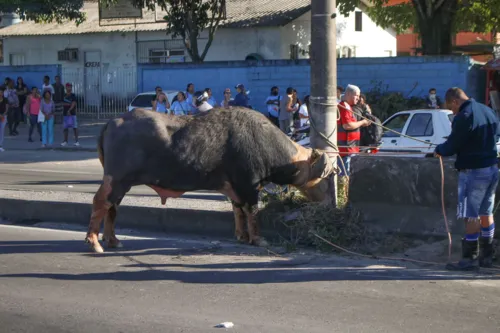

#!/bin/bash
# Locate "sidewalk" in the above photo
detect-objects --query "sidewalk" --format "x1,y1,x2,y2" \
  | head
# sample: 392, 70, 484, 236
1, 120, 106, 152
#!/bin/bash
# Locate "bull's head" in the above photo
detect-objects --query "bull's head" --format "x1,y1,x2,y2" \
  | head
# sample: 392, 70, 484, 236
296, 149, 336, 203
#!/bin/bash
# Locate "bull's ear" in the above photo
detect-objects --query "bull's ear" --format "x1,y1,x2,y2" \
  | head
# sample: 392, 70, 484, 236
310, 152, 333, 179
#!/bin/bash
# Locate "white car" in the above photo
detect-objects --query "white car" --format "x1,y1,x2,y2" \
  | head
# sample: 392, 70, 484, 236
379, 108, 500, 157
127, 90, 180, 113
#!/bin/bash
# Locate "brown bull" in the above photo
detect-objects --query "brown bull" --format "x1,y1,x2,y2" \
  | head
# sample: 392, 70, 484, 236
86, 107, 335, 253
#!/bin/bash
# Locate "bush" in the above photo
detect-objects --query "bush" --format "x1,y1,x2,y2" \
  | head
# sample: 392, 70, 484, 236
364, 80, 428, 121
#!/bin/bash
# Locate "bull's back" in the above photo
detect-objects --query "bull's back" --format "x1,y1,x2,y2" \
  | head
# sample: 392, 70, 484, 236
100, 108, 300, 187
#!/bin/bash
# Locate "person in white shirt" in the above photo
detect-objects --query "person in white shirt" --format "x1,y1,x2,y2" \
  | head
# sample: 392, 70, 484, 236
265, 86, 280, 126
220, 88, 232, 109
298, 95, 310, 127
41, 75, 55, 98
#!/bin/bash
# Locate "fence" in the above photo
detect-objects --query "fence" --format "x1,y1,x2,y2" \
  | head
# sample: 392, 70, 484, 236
61, 67, 137, 119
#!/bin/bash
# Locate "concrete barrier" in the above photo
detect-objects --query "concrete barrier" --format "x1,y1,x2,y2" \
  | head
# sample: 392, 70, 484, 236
349, 155, 500, 238
0, 197, 287, 239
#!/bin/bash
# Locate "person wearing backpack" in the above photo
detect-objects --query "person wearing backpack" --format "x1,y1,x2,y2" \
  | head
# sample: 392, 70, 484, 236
352, 94, 383, 149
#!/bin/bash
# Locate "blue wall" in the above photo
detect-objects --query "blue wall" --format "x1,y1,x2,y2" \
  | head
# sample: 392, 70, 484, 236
138, 55, 478, 116
0, 65, 61, 89
1, 56, 482, 118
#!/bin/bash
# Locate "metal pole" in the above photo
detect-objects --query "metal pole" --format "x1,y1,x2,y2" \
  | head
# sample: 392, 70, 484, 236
309, 0, 338, 206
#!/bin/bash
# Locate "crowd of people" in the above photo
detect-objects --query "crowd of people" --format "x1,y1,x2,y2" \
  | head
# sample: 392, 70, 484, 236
0, 75, 79, 151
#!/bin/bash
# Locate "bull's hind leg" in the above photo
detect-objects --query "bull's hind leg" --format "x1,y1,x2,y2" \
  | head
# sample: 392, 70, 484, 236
85, 176, 113, 253
86, 176, 129, 253
231, 202, 249, 243
102, 201, 123, 249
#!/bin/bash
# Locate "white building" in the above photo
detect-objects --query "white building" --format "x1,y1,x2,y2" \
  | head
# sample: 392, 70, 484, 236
0, 0, 396, 68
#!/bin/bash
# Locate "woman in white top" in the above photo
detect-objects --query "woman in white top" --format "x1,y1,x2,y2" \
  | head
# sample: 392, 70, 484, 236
220, 88, 232, 109
170, 91, 190, 115
298, 95, 310, 128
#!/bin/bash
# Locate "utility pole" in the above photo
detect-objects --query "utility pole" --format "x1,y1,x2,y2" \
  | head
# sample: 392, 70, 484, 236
309, 0, 338, 206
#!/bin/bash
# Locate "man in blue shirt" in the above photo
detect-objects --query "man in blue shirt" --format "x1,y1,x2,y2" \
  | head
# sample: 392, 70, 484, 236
435, 87, 499, 271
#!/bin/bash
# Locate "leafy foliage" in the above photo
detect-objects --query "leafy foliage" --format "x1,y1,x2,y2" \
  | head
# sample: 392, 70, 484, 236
114, 0, 226, 62
364, 80, 427, 121
1, 0, 225, 62
0, 0, 86, 25
337, 0, 500, 55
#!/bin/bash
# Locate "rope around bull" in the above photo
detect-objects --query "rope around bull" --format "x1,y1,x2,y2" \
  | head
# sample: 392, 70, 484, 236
305, 100, 500, 271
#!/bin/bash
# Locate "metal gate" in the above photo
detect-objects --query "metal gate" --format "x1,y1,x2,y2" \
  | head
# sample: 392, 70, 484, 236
61, 63, 137, 120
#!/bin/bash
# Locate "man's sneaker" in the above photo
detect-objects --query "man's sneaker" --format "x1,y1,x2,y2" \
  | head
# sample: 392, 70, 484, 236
61, 141, 68, 147
0, 147, 4, 152
74, 142, 80, 147
41, 144, 46, 148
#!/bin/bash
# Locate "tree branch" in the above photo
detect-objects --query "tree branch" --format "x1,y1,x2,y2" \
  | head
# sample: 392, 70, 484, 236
200, 0, 224, 60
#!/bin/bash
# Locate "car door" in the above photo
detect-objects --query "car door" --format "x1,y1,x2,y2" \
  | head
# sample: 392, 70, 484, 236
379, 112, 411, 152
398, 112, 436, 155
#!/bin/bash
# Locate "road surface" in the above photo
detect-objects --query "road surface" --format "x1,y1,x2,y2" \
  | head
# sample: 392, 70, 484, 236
1, 222, 500, 333
0, 150, 226, 201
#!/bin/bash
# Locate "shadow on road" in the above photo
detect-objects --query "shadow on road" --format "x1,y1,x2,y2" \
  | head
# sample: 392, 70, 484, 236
12, 180, 228, 201
0, 239, 499, 283
0, 150, 99, 163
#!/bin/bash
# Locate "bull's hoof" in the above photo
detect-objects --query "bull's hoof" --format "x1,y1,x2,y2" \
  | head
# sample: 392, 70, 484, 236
250, 237, 269, 248
85, 237, 105, 253
103, 236, 123, 249
236, 233, 250, 244
107, 240, 123, 249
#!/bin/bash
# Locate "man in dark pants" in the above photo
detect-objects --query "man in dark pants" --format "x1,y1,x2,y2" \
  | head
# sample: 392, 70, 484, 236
3, 78, 20, 136
435, 87, 499, 271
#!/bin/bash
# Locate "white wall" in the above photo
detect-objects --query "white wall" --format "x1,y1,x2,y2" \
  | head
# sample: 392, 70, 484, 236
2, 33, 138, 96
281, 9, 397, 59
137, 28, 283, 62
2, 33, 137, 68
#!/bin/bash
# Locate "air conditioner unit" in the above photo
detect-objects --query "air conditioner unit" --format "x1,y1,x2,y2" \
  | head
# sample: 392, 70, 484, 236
57, 48, 79, 62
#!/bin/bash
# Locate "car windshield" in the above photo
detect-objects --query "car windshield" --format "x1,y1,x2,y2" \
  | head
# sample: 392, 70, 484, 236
131, 94, 156, 107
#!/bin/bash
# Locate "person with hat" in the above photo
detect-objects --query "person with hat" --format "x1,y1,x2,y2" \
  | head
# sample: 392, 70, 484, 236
232, 84, 249, 108
60, 83, 79, 147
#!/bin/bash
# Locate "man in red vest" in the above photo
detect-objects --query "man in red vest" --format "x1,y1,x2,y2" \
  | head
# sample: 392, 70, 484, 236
337, 84, 371, 176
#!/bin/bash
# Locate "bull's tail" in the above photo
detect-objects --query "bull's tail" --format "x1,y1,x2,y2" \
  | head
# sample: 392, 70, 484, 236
97, 121, 109, 168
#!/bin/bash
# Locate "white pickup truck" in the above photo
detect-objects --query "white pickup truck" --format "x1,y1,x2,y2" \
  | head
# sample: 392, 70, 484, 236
379, 109, 500, 157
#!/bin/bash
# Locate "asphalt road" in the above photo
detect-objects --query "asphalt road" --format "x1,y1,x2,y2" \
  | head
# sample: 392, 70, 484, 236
1, 222, 500, 333
0, 150, 226, 201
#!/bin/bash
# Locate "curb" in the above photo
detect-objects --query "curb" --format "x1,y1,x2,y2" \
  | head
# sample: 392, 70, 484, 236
0, 198, 286, 240
5, 147, 98, 152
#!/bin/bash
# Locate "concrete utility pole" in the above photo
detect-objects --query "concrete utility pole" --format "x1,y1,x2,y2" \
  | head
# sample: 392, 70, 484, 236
309, 0, 338, 206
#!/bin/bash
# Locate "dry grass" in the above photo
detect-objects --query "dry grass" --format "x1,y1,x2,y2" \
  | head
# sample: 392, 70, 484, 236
258, 180, 419, 255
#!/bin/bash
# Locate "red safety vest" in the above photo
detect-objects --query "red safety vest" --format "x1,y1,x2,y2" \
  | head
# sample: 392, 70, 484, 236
337, 102, 360, 156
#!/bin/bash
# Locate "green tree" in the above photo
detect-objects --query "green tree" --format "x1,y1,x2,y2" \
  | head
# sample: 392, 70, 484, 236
0, 0, 225, 63
112, 0, 226, 63
0, 0, 86, 24
337, 0, 500, 55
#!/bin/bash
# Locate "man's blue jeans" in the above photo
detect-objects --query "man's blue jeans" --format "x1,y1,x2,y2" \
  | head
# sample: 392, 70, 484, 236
457, 165, 499, 219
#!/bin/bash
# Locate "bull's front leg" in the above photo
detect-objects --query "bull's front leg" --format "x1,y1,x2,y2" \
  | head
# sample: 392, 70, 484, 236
86, 178, 113, 253
242, 202, 269, 247
231, 202, 249, 243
